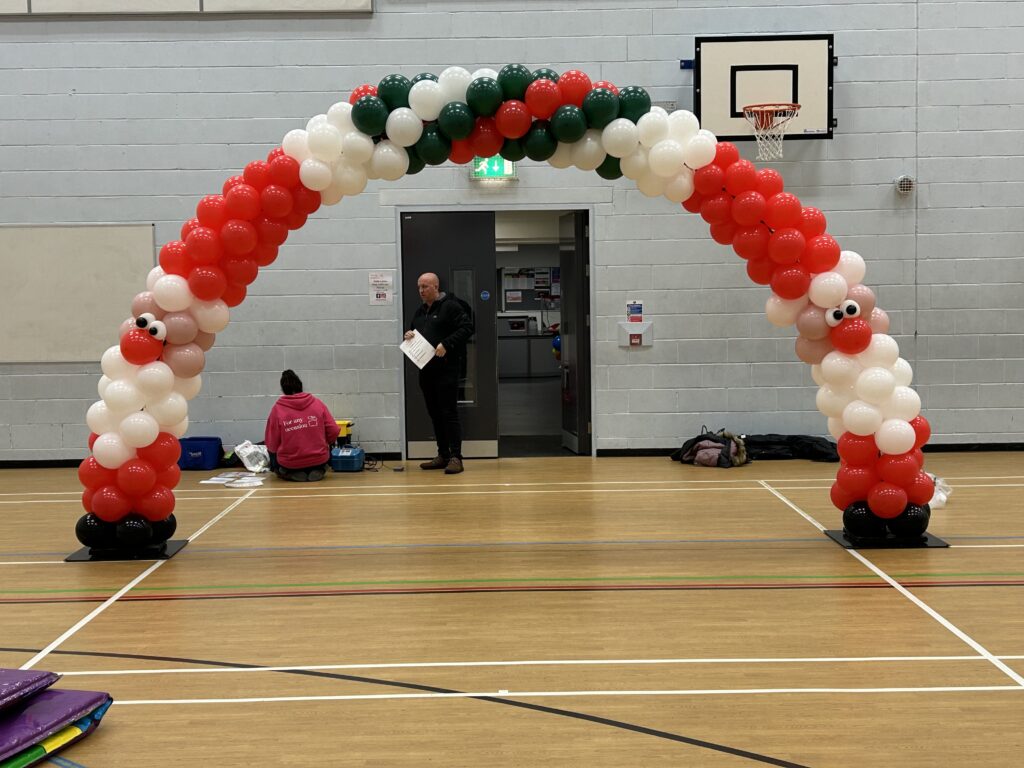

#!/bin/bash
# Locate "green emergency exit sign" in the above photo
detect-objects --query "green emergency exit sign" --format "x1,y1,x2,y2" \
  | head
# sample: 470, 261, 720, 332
470, 156, 516, 180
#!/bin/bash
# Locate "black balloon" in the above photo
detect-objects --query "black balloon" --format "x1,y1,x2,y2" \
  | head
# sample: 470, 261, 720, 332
116, 514, 154, 549
150, 514, 178, 546
75, 513, 118, 549
843, 501, 888, 539
887, 503, 931, 538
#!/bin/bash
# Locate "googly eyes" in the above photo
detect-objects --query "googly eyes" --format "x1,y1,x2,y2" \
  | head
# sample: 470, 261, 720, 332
134, 313, 167, 341
840, 300, 861, 319
825, 300, 861, 328
136, 313, 156, 329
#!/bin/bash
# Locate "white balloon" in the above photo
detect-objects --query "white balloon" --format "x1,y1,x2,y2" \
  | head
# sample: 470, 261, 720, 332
101, 346, 137, 381
384, 107, 424, 147
821, 351, 863, 388
649, 105, 668, 117
637, 111, 669, 148
601, 118, 640, 159
438, 66, 472, 103
306, 114, 328, 132
408, 79, 445, 122
191, 300, 229, 334
319, 179, 345, 206
547, 142, 574, 169
827, 417, 845, 441
326, 101, 355, 134
809, 272, 850, 309
620, 146, 650, 180
648, 138, 686, 178
299, 157, 333, 191
816, 384, 855, 419
342, 131, 375, 164
333, 162, 368, 196
307, 124, 344, 163
470, 68, 499, 82
168, 416, 189, 439
369, 140, 409, 181
698, 128, 717, 142
145, 391, 188, 427
120, 411, 160, 449
835, 250, 866, 285
842, 399, 884, 436
87, 400, 120, 435
875, 418, 916, 455
97, 375, 112, 399
572, 129, 606, 171
663, 169, 695, 203
855, 367, 896, 404
282, 129, 312, 162
92, 432, 134, 470
103, 378, 146, 414
811, 364, 825, 386
173, 374, 203, 400
882, 386, 921, 420
152, 275, 193, 313
135, 361, 175, 400
636, 170, 667, 197
765, 293, 808, 327
667, 109, 700, 142
857, 333, 900, 369
682, 133, 716, 169
891, 357, 913, 387
146, 266, 165, 292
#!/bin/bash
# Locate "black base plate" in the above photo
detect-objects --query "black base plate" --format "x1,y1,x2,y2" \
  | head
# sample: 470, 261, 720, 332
824, 530, 949, 550
65, 539, 188, 562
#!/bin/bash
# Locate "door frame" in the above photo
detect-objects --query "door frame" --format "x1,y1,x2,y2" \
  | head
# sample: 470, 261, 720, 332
396, 203, 597, 459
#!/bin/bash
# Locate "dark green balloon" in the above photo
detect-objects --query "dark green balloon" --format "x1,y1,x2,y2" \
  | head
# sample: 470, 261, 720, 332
532, 68, 560, 83
437, 101, 475, 140
415, 124, 451, 165
618, 85, 652, 123
524, 121, 557, 161
582, 88, 620, 129
595, 154, 622, 180
550, 105, 587, 143
351, 95, 389, 137
466, 78, 503, 117
377, 74, 411, 110
406, 145, 425, 175
498, 64, 534, 100
410, 72, 438, 85
500, 137, 527, 162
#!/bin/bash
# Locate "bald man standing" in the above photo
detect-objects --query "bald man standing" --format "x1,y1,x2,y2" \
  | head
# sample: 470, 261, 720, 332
404, 272, 474, 474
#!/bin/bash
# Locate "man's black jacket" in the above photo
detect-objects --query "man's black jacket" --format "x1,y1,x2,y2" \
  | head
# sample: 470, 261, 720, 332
409, 293, 474, 359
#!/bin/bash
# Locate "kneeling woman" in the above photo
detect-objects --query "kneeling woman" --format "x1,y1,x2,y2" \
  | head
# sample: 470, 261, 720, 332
265, 370, 340, 482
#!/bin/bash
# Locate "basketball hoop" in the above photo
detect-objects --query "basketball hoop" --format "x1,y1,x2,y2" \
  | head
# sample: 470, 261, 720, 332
743, 103, 800, 160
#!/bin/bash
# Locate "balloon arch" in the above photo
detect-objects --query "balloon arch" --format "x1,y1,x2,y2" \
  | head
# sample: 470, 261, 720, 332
74, 64, 936, 556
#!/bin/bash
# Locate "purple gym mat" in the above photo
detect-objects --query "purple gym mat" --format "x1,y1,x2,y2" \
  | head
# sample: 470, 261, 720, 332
0, 671, 58, 713
0, 689, 111, 762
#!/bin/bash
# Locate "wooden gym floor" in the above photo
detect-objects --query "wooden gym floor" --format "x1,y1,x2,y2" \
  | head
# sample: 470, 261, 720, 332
1, 453, 1021, 767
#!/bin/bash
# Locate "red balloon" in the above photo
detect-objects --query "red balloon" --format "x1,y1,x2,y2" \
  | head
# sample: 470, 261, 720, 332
266, 147, 286, 163
768, 228, 806, 264
196, 195, 228, 229
693, 164, 725, 196
713, 142, 740, 169
221, 282, 247, 308
188, 264, 228, 301
268, 156, 301, 188
709, 221, 736, 245
185, 226, 223, 265
906, 472, 935, 505
770, 265, 811, 300
349, 83, 377, 104
558, 70, 593, 107
156, 463, 181, 490
136, 485, 175, 522
765, 192, 802, 229
681, 191, 704, 214
260, 185, 294, 218
592, 80, 619, 95
222, 175, 246, 195
82, 488, 94, 513
88, 432, 99, 450
525, 78, 562, 119
755, 168, 784, 198
700, 192, 734, 225
877, 453, 921, 487
798, 207, 827, 238
802, 234, 841, 273
838, 433, 879, 466
243, 160, 271, 190
911, 448, 924, 468
137, 432, 181, 471
469, 117, 504, 158
222, 256, 258, 286
159, 241, 191, 277
78, 456, 116, 491
830, 319, 873, 354
732, 224, 771, 260
837, 465, 879, 499
120, 328, 164, 365
724, 159, 757, 195
449, 138, 475, 165
180, 217, 200, 241
746, 257, 776, 285
868, 482, 908, 519
285, 210, 308, 230
292, 186, 322, 216
117, 459, 157, 498
220, 219, 258, 256
224, 184, 261, 220
91, 485, 132, 523
830, 481, 858, 512
909, 415, 931, 449
252, 242, 280, 267
731, 191, 766, 227
494, 100, 533, 139
254, 216, 289, 247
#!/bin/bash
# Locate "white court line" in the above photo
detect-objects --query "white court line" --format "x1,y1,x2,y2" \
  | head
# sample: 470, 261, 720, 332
0, 560, 67, 566
758, 481, 1024, 689
57, 654, 987, 677
952, 544, 1024, 549
111, 684, 1024, 706
18, 489, 257, 671
241, 486, 773, 502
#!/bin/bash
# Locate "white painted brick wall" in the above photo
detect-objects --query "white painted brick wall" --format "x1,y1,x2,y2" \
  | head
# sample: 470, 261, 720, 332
0, 0, 1021, 459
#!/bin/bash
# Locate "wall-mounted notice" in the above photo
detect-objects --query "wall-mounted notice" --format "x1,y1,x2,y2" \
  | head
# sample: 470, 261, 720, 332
369, 271, 394, 305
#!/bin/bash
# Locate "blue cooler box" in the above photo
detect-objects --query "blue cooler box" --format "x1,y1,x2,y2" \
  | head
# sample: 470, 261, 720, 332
178, 437, 223, 470
330, 446, 365, 472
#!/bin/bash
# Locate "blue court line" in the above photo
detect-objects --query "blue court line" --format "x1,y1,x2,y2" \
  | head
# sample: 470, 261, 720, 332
48, 756, 89, 768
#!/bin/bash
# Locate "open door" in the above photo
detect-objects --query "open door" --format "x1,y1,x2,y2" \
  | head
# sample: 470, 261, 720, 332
558, 211, 591, 455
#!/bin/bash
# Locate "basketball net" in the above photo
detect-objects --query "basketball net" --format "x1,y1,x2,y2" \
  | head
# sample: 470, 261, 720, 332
743, 103, 800, 161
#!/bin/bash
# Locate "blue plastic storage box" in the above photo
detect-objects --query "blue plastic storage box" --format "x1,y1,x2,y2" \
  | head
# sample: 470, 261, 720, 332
178, 436, 223, 470
330, 446, 365, 472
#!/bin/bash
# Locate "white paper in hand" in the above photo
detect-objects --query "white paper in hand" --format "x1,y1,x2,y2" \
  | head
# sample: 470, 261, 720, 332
400, 330, 436, 369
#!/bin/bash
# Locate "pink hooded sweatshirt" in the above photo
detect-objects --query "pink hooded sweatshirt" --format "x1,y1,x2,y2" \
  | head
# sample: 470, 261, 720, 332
264, 392, 340, 469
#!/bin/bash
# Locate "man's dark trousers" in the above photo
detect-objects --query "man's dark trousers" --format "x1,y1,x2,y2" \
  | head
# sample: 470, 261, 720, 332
419, 359, 461, 459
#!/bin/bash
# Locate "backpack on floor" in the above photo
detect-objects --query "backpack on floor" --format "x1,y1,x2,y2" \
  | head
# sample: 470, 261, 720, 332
670, 426, 748, 468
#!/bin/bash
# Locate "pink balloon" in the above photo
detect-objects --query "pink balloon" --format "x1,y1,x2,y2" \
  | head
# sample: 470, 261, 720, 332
795, 305, 830, 340
846, 284, 876, 317
795, 335, 834, 364
194, 331, 216, 352
868, 307, 890, 334
161, 343, 205, 378
130, 291, 166, 320
118, 317, 135, 339
163, 311, 199, 345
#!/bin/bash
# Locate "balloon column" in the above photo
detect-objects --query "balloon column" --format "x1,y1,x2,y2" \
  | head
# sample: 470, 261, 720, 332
75, 63, 934, 553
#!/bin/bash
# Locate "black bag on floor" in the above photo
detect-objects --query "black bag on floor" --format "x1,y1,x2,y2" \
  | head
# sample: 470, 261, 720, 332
742, 433, 839, 462
670, 427, 748, 468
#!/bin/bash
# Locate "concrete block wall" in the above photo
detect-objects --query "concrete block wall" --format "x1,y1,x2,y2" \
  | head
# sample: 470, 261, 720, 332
0, 0, 1021, 459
